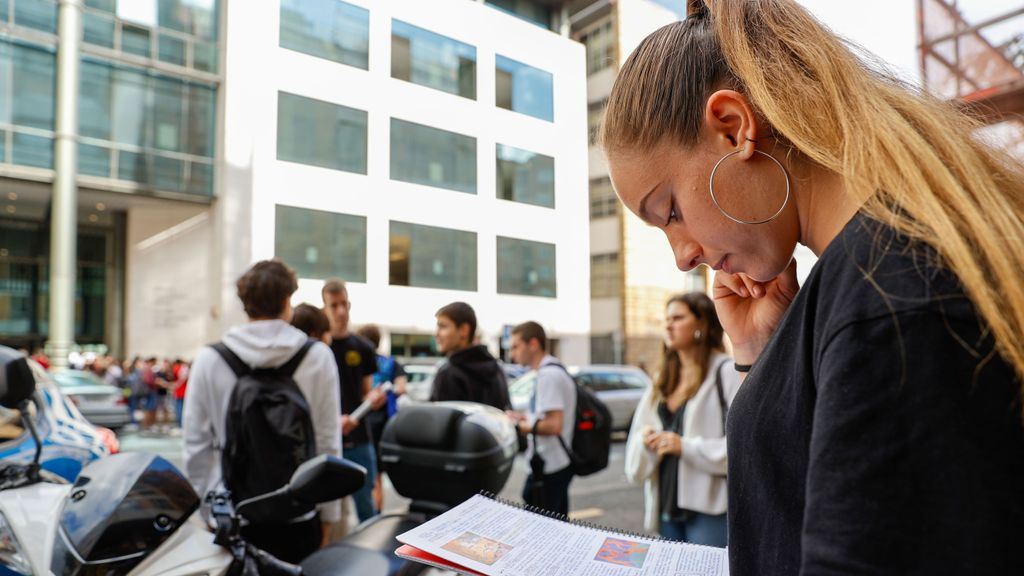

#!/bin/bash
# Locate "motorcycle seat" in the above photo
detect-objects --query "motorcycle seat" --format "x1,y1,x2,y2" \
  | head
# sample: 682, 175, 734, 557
302, 512, 430, 576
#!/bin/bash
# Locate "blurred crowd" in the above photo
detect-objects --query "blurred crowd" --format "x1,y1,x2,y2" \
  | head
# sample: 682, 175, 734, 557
30, 348, 191, 434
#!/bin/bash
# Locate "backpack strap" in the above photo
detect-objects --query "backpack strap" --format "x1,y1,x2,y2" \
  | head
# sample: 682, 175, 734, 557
278, 339, 315, 377
212, 342, 249, 378
714, 359, 728, 434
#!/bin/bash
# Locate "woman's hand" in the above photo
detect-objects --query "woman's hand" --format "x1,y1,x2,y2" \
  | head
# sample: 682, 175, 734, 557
650, 432, 682, 457
713, 258, 800, 364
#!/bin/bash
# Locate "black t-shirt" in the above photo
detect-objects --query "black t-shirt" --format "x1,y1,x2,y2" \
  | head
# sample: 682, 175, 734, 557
727, 214, 1024, 575
657, 401, 687, 522
329, 334, 378, 445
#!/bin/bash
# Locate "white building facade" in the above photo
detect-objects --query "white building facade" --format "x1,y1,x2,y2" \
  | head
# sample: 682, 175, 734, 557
125, 0, 591, 363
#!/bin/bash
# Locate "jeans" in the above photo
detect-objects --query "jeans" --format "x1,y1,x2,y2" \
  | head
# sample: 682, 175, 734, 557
659, 512, 728, 546
344, 442, 378, 523
522, 465, 574, 516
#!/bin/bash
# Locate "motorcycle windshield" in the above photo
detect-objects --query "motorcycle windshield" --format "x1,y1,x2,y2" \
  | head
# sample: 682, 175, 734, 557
52, 452, 199, 572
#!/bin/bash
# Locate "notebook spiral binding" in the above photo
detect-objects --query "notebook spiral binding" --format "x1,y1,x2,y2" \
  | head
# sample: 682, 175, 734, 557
478, 491, 672, 543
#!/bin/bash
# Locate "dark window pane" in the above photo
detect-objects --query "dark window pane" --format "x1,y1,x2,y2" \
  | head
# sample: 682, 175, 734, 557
187, 161, 213, 196
390, 118, 476, 194
153, 155, 183, 191
79, 143, 110, 177
186, 84, 215, 157
112, 68, 148, 148
590, 252, 621, 298
12, 133, 52, 168
12, 43, 55, 130
280, 0, 369, 69
275, 205, 366, 282
157, 34, 187, 66
118, 150, 147, 183
158, 0, 219, 40
0, 44, 8, 124
390, 221, 477, 291
277, 92, 367, 174
589, 176, 618, 219
14, 0, 56, 33
76, 264, 105, 340
79, 59, 113, 140
153, 76, 184, 151
580, 20, 615, 74
122, 25, 152, 58
496, 144, 554, 208
495, 55, 553, 122
0, 129, 6, 163
0, 0, 7, 22
83, 11, 115, 48
391, 20, 475, 99
485, 0, 550, 29
496, 236, 556, 297
85, 0, 114, 12
193, 41, 217, 72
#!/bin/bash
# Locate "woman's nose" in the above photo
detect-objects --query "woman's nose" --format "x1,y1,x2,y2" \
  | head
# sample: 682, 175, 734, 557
674, 243, 702, 272
664, 228, 702, 272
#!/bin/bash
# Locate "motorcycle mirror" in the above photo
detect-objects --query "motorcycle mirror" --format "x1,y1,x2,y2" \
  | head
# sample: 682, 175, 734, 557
0, 347, 36, 409
287, 455, 367, 506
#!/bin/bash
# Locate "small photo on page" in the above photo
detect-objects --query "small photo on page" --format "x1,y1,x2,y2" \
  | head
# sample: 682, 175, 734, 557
441, 532, 514, 566
594, 537, 651, 569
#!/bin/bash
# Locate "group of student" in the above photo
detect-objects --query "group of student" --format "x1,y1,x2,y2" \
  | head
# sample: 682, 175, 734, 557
180, 259, 580, 563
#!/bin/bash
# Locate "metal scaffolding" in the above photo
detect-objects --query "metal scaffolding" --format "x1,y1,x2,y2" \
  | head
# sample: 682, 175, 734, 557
918, 0, 1024, 125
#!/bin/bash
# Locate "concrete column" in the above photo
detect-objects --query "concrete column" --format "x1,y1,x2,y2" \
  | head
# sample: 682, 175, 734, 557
47, 0, 83, 368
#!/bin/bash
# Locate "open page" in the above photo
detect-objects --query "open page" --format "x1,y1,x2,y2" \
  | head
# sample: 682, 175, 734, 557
397, 495, 729, 576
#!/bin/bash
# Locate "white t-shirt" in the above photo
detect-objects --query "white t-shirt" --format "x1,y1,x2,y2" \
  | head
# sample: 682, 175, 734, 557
527, 355, 576, 474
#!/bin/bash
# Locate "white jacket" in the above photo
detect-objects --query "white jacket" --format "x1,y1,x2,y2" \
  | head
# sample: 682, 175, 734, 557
624, 352, 742, 531
182, 320, 342, 523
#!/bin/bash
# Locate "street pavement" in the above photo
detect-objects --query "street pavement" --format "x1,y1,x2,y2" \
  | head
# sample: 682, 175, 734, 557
119, 430, 648, 537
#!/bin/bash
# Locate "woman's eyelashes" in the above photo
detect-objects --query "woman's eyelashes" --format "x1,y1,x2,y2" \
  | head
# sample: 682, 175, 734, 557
666, 201, 680, 226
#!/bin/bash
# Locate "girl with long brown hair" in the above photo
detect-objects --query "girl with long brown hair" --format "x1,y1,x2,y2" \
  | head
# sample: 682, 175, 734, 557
603, 0, 1024, 573
624, 292, 740, 545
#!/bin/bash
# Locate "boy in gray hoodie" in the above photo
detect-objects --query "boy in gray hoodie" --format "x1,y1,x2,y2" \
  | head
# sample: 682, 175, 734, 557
183, 260, 341, 562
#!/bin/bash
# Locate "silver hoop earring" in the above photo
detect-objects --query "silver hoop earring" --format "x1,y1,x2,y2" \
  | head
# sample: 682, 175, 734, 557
694, 329, 702, 341
709, 149, 791, 225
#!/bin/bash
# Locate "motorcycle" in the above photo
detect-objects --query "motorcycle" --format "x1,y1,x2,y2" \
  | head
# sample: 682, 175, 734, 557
0, 346, 366, 576
0, 346, 518, 576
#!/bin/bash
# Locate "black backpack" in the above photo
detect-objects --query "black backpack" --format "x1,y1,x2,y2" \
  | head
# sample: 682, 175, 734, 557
213, 340, 316, 524
547, 363, 612, 477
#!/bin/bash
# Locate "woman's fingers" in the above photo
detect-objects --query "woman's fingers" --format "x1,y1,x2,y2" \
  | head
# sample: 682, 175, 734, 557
714, 270, 771, 300
713, 270, 750, 298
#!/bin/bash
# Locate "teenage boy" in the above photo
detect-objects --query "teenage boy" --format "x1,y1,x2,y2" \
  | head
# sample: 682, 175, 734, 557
508, 321, 576, 515
183, 260, 341, 562
322, 279, 382, 526
430, 301, 510, 410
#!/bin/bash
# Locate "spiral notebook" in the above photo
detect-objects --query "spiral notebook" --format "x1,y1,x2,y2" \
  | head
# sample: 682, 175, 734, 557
395, 493, 729, 576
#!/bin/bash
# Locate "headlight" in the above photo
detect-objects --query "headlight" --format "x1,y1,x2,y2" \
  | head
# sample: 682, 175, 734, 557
0, 511, 32, 575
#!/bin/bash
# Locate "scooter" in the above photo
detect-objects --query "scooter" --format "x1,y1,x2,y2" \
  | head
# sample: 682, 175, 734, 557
0, 346, 366, 576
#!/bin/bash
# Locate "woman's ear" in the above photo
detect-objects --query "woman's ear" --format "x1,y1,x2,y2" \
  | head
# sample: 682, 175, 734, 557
704, 89, 760, 160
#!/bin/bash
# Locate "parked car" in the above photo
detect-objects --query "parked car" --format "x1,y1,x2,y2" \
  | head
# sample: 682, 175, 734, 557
401, 362, 439, 403
0, 360, 112, 481
49, 369, 132, 431
509, 364, 651, 431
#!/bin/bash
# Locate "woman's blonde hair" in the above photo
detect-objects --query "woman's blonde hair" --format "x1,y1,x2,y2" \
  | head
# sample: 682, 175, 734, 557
654, 292, 725, 403
601, 0, 1024, 405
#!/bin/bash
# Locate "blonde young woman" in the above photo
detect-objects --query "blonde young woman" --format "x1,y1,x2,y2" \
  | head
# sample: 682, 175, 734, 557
603, 1, 1024, 574
625, 292, 740, 545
